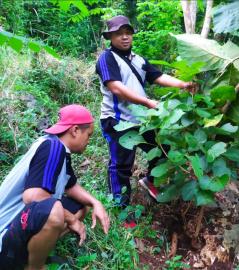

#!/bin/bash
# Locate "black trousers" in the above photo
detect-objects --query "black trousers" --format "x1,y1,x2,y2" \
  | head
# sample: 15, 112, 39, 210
101, 117, 166, 206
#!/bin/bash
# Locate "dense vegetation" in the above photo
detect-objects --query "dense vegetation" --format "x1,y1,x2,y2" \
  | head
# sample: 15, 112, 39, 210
0, 0, 238, 269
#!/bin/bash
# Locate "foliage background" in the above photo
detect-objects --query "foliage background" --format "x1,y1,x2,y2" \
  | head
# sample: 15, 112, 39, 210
0, 0, 238, 269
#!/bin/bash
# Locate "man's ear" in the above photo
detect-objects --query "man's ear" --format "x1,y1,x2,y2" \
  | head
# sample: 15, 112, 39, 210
69, 125, 79, 137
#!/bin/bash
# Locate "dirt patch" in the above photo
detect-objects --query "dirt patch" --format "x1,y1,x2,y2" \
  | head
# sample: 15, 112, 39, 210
131, 181, 239, 270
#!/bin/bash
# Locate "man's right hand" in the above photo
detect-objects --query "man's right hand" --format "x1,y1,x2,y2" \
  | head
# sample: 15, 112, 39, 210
68, 220, 86, 246
146, 99, 158, 109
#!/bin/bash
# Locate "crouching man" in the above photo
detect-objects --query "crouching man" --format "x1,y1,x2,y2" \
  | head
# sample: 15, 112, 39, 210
0, 104, 110, 270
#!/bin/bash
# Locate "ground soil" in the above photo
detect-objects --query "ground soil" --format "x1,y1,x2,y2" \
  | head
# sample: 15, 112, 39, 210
131, 181, 239, 270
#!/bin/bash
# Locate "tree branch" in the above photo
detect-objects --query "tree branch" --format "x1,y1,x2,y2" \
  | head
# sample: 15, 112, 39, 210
201, 0, 214, 38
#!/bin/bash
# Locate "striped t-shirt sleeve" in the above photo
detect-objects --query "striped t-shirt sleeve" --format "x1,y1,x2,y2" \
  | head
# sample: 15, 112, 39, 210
24, 139, 66, 194
143, 58, 163, 84
96, 50, 122, 86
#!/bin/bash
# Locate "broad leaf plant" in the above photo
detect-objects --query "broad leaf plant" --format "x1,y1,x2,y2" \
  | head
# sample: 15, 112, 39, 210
115, 79, 239, 206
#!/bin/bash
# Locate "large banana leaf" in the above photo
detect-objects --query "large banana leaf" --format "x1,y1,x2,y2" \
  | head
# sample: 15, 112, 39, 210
213, 0, 239, 36
171, 34, 239, 87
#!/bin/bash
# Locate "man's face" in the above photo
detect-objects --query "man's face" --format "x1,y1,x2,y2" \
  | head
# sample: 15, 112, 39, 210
73, 123, 94, 153
110, 26, 133, 51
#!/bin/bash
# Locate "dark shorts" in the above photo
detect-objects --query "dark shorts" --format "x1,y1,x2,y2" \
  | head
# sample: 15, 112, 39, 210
0, 196, 84, 270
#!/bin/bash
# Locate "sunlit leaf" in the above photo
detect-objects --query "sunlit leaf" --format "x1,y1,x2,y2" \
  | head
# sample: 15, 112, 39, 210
151, 162, 171, 178
8, 37, 23, 52
204, 114, 223, 127
119, 131, 146, 150
210, 85, 236, 106
207, 142, 227, 162
213, 0, 239, 35
223, 147, 239, 161
199, 175, 229, 192
114, 121, 139, 131
212, 158, 231, 177
168, 150, 185, 164
194, 129, 207, 144
188, 155, 203, 178
146, 147, 162, 161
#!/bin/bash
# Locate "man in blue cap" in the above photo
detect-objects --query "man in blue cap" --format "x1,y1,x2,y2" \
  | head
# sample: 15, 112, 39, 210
96, 15, 196, 215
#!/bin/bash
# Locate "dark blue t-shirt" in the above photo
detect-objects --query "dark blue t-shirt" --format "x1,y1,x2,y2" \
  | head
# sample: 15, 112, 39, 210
24, 139, 77, 194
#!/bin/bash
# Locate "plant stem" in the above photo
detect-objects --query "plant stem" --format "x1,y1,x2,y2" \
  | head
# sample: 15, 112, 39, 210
194, 206, 204, 238
159, 143, 190, 175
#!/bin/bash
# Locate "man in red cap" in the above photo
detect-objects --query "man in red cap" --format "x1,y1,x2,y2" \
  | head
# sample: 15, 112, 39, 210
96, 15, 196, 211
0, 104, 110, 270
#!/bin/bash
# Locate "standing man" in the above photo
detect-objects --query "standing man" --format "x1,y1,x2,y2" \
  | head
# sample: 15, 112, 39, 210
0, 104, 110, 270
96, 15, 196, 208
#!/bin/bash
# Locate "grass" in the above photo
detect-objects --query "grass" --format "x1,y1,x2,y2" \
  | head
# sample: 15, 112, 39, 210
0, 47, 143, 269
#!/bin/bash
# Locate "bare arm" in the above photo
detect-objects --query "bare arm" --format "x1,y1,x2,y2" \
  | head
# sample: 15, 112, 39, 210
22, 187, 51, 204
66, 183, 110, 234
23, 187, 87, 245
154, 74, 197, 93
107, 81, 158, 109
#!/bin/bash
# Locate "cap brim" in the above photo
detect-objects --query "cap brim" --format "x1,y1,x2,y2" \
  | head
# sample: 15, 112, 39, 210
102, 24, 134, 40
44, 124, 72, 135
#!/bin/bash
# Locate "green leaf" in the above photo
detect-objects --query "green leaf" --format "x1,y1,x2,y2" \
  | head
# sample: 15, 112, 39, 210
207, 142, 227, 162
204, 114, 223, 127
212, 158, 231, 177
156, 184, 179, 203
146, 147, 162, 161
220, 123, 238, 133
185, 132, 198, 150
154, 176, 168, 187
28, 41, 41, 53
43, 45, 60, 59
0, 32, 8, 45
58, 1, 72, 11
8, 37, 23, 52
48, 263, 59, 270
114, 121, 138, 131
210, 85, 236, 106
171, 34, 238, 72
161, 109, 185, 128
168, 150, 185, 164
195, 189, 215, 206
223, 147, 239, 161
194, 129, 207, 144
119, 131, 146, 150
181, 115, 194, 127
213, 1, 239, 35
181, 180, 198, 201
151, 162, 170, 178
119, 210, 128, 221
199, 175, 229, 192
188, 155, 203, 178
166, 99, 181, 110
128, 104, 148, 118
195, 108, 211, 118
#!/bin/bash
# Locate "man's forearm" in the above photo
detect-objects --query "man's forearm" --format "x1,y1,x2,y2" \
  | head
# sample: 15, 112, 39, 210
154, 74, 187, 88
107, 81, 156, 108
66, 183, 99, 207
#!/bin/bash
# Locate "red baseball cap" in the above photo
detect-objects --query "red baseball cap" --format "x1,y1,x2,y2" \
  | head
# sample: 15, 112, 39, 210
44, 104, 94, 135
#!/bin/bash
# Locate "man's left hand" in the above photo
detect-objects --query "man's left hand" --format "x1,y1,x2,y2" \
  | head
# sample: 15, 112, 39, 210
91, 201, 110, 234
183, 82, 198, 94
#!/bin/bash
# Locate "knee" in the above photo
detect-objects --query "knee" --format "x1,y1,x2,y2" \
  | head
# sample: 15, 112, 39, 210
46, 201, 65, 231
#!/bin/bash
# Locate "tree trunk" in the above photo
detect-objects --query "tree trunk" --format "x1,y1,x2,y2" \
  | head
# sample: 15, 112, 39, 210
181, 0, 197, 34
201, 0, 214, 38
